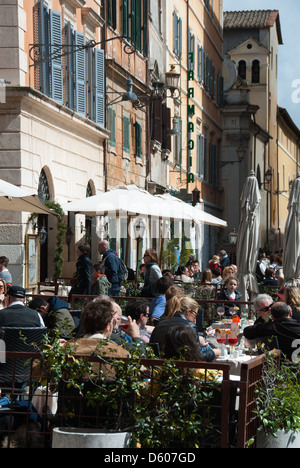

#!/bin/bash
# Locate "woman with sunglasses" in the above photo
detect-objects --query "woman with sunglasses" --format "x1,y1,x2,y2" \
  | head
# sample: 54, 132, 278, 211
0, 279, 7, 310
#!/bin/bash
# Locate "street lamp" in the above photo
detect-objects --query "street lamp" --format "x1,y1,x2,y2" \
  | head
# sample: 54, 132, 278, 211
134, 217, 147, 276
264, 168, 272, 192
164, 65, 181, 98
228, 228, 238, 264
192, 187, 200, 206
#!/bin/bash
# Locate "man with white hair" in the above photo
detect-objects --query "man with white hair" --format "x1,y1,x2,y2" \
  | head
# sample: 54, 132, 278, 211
252, 294, 274, 324
98, 240, 121, 296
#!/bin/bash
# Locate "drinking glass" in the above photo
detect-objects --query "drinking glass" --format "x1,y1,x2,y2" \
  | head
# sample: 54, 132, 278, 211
216, 306, 225, 321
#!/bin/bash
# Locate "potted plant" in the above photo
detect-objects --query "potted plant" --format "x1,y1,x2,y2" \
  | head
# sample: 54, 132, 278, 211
132, 358, 216, 448
254, 353, 300, 448
35, 331, 150, 449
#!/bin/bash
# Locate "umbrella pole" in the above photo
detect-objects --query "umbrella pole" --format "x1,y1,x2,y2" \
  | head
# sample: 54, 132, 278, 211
159, 218, 165, 269
125, 215, 131, 267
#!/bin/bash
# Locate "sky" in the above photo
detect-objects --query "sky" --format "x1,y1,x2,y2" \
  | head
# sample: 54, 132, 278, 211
223, 0, 300, 129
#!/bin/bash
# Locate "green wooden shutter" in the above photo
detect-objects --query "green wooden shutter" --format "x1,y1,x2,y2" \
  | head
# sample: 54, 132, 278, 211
123, 0, 129, 38
123, 115, 130, 152
131, 0, 136, 46
108, 107, 116, 146
135, 122, 142, 158
135, 0, 142, 52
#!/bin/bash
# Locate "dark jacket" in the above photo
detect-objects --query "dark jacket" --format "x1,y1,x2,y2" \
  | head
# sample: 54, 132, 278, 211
141, 262, 162, 298
76, 253, 93, 295
150, 313, 215, 362
0, 304, 42, 327
47, 297, 75, 337
217, 288, 242, 317
244, 318, 300, 360
102, 249, 120, 286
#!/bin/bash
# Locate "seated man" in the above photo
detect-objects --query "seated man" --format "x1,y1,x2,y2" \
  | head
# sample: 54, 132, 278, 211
243, 302, 300, 360
0, 285, 44, 327
124, 299, 153, 343
149, 276, 174, 326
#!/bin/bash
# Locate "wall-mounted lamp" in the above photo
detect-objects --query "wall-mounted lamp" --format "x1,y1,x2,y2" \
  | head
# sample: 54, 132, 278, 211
34, 223, 48, 245
192, 187, 200, 206
108, 78, 138, 106
168, 115, 181, 136
218, 146, 246, 168
264, 168, 272, 192
164, 65, 181, 99
229, 228, 238, 245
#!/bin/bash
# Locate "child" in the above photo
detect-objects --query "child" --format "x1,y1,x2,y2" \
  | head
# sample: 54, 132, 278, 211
218, 276, 242, 317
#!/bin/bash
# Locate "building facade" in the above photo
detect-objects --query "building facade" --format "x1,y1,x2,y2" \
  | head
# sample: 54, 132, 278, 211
223, 9, 283, 250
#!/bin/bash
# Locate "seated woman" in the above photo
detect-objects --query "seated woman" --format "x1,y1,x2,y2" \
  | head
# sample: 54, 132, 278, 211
150, 295, 220, 362
174, 266, 194, 284
218, 276, 242, 317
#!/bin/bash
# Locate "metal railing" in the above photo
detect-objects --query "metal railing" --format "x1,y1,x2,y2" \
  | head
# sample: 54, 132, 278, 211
0, 351, 277, 448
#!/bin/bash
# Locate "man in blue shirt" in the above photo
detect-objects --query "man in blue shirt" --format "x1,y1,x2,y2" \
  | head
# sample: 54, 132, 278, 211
149, 276, 174, 325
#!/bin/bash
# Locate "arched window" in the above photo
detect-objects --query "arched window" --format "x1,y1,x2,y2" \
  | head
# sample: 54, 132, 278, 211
252, 60, 260, 84
238, 60, 247, 80
38, 169, 50, 202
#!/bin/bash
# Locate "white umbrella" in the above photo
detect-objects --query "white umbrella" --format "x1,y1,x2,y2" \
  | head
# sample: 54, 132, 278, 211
236, 171, 261, 301
154, 193, 227, 227
61, 185, 193, 220
283, 173, 300, 286
0, 178, 56, 215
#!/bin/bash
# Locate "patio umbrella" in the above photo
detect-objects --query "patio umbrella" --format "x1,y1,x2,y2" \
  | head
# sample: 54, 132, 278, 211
283, 173, 300, 286
61, 184, 194, 220
0, 178, 56, 215
236, 171, 261, 301
154, 193, 227, 227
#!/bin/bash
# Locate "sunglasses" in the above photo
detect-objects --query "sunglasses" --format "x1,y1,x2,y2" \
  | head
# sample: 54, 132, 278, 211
259, 304, 274, 313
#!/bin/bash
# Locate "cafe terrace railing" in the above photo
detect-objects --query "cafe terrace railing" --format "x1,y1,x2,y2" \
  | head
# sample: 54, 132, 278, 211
0, 351, 278, 449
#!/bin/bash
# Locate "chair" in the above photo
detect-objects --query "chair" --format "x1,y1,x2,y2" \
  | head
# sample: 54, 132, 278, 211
0, 327, 47, 395
38, 281, 58, 295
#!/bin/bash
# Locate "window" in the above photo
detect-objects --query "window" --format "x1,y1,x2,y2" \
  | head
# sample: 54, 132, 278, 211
238, 60, 247, 80
123, 115, 130, 153
188, 30, 195, 71
123, 0, 147, 55
107, 0, 117, 30
174, 117, 182, 166
37, 1, 63, 103
197, 44, 204, 83
252, 60, 260, 84
173, 11, 182, 58
36, 1, 105, 127
108, 107, 116, 146
135, 121, 142, 158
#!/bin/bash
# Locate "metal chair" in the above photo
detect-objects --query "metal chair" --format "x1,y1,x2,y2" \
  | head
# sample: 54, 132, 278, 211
0, 327, 47, 395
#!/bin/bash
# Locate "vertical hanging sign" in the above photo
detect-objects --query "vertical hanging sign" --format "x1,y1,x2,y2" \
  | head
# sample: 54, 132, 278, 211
187, 52, 195, 184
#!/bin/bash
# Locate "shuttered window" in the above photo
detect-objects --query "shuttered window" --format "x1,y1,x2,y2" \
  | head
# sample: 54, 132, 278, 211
135, 122, 142, 158
108, 107, 116, 146
123, 115, 130, 153
123, 0, 147, 55
37, 5, 105, 126
173, 11, 182, 59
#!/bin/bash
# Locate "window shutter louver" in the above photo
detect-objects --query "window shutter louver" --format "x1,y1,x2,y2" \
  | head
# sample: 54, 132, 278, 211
94, 48, 105, 127
75, 31, 86, 116
50, 10, 63, 104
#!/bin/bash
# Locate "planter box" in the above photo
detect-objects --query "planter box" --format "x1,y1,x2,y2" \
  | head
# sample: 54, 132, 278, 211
52, 428, 132, 449
256, 427, 300, 449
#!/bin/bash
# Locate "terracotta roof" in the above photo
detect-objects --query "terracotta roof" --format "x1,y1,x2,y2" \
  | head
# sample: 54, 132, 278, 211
224, 10, 283, 44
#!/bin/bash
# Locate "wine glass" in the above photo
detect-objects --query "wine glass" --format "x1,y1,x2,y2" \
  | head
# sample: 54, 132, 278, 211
227, 335, 238, 355
215, 329, 227, 355
216, 306, 225, 321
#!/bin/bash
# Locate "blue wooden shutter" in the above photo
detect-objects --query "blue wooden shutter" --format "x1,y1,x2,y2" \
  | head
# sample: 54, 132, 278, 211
50, 10, 63, 104
65, 22, 75, 110
75, 31, 86, 116
38, 0, 50, 96
94, 48, 105, 127
173, 11, 178, 56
